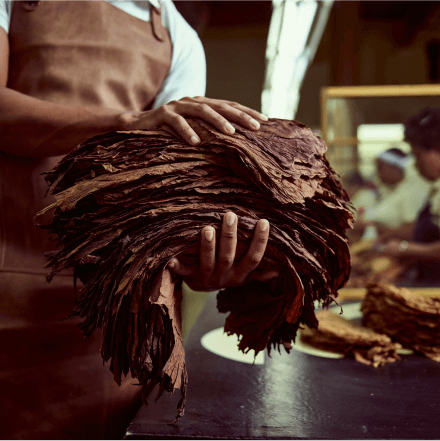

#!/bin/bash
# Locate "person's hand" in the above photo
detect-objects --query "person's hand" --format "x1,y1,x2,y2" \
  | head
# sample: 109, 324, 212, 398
168, 212, 279, 292
121, 96, 268, 146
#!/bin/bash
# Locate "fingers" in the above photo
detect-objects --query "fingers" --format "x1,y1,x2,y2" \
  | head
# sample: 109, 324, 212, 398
173, 97, 267, 136
214, 101, 269, 130
205, 100, 263, 132
199, 226, 216, 283
213, 212, 237, 282
160, 106, 201, 146
177, 100, 238, 136
235, 219, 270, 282
169, 216, 278, 291
215, 98, 268, 121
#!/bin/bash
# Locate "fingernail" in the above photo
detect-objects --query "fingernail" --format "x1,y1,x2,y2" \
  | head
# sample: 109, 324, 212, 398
260, 114, 269, 121
168, 260, 175, 268
250, 119, 260, 129
205, 228, 214, 241
225, 123, 235, 134
191, 135, 200, 145
260, 219, 269, 231
226, 212, 236, 226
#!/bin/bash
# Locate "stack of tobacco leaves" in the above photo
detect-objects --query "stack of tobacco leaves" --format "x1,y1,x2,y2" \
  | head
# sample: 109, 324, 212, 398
362, 283, 440, 362
36, 118, 354, 420
300, 310, 401, 367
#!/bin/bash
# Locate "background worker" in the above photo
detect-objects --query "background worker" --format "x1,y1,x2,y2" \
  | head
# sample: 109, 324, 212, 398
378, 108, 440, 286
352, 147, 430, 243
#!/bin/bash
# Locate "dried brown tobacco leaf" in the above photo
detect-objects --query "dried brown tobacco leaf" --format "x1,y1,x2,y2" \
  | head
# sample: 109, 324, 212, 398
37, 118, 353, 420
362, 283, 440, 361
301, 310, 401, 367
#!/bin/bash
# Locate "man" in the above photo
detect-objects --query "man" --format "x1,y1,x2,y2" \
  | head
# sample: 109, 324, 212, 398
0, 1, 276, 438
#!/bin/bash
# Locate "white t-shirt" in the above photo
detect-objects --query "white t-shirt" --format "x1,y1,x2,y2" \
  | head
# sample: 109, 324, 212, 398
0, 0, 206, 108
363, 174, 431, 228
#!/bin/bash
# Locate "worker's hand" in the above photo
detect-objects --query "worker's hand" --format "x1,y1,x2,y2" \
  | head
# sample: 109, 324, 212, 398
168, 212, 279, 292
122, 96, 268, 146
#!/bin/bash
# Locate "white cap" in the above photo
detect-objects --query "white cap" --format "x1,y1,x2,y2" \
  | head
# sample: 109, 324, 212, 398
378, 150, 408, 170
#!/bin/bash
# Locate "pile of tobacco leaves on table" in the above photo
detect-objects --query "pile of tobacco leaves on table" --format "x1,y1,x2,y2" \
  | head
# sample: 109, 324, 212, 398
300, 310, 402, 367
37, 118, 354, 420
362, 283, 440, 361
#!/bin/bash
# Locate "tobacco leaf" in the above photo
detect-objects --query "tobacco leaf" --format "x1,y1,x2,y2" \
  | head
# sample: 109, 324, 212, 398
37, 118, 353, 420
362, 283, 440, 361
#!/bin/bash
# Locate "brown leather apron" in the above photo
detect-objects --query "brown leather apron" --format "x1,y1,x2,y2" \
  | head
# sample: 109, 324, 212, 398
0, 1, 171, 438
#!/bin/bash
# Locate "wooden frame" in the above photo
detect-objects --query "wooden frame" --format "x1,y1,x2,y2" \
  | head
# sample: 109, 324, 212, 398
320, 84, 440, 145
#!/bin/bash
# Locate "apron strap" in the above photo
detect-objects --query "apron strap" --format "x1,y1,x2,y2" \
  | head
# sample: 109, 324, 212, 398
150, 1, 165, 42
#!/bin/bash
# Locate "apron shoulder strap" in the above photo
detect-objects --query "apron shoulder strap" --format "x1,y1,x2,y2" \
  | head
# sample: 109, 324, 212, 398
150, 0, 166, 42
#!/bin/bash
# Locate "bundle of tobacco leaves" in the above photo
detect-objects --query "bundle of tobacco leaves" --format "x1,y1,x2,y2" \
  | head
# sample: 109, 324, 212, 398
362, 283, 440, 362
37, 118, 353, 420
300, 310, 401, 367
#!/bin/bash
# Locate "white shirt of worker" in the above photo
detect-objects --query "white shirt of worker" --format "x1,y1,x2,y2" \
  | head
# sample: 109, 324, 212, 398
0, 0, 207, 107
363, 163, 431, 229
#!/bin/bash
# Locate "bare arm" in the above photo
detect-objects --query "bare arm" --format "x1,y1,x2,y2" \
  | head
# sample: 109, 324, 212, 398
376, 222, 415, 242
382, 239, 440, 261
0, 28, 126, 157
0, 29, 266, 158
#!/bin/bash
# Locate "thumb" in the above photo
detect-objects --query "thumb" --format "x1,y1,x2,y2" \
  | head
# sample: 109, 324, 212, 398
167, 258, 195, 276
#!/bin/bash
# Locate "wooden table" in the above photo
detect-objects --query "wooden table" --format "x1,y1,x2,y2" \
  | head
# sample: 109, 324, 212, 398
124, 290, 440, 440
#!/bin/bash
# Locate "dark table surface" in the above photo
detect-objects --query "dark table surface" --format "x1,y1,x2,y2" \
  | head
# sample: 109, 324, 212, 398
125, 293, 440, 440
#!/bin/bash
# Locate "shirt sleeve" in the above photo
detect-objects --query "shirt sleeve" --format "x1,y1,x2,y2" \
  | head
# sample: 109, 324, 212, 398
0, 1, 11, 33
364, 177, 431, 228
152, 0, 206, 109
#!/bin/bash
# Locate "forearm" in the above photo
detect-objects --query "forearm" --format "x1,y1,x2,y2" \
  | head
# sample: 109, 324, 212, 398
403, 241, 440, 261
0, 87, 128, 157
376, 222, 415, 241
